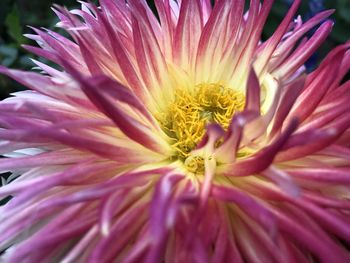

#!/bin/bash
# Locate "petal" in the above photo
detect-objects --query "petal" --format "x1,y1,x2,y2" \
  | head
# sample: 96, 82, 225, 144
244, 68, 261, 112
66, 71, 170, 154
173, 0, 203, 71
211, 185, 277, 235
219, 118, 298, 176
254, 0, 302, 76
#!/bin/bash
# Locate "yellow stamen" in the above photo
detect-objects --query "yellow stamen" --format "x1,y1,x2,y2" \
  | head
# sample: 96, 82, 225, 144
157, 83, 245, 163
184, 155, 205, 174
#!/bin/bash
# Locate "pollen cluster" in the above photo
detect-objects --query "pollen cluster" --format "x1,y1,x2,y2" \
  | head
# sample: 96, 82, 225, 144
158, 83, 245, 160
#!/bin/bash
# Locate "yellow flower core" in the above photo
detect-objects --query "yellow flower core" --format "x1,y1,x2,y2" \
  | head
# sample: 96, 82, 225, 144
157, 83, 245, 171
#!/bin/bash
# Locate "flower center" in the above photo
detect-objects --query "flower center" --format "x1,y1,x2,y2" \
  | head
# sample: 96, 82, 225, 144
157, 83, 245, 163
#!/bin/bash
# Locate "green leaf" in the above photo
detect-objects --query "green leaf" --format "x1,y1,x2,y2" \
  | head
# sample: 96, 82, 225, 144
5, 5, 25, 46
331, 21, 350, 43
270, 2, 289, 17
0, 45, 18, 66
337, 0, 350, 23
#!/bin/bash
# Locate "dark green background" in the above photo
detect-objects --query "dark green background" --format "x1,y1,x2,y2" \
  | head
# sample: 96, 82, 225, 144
0, 0, 349, 100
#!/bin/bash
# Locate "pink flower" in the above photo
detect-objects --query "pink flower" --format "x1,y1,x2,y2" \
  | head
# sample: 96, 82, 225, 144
0, 0, 350, 262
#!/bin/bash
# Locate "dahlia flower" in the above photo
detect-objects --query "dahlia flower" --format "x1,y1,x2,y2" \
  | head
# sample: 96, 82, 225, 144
1, 0, 350, 262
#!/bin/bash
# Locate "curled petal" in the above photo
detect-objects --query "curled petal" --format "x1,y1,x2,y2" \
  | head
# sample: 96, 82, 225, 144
214, 111, 258, 163
219, 118, 298, 176
244, 68, 261, 112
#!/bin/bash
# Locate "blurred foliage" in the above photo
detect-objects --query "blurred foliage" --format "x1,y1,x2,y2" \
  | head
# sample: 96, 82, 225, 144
0, 0, 349, 100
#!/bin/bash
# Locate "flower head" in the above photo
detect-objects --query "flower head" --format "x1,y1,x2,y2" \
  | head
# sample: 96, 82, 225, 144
0, 0, 350, 262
